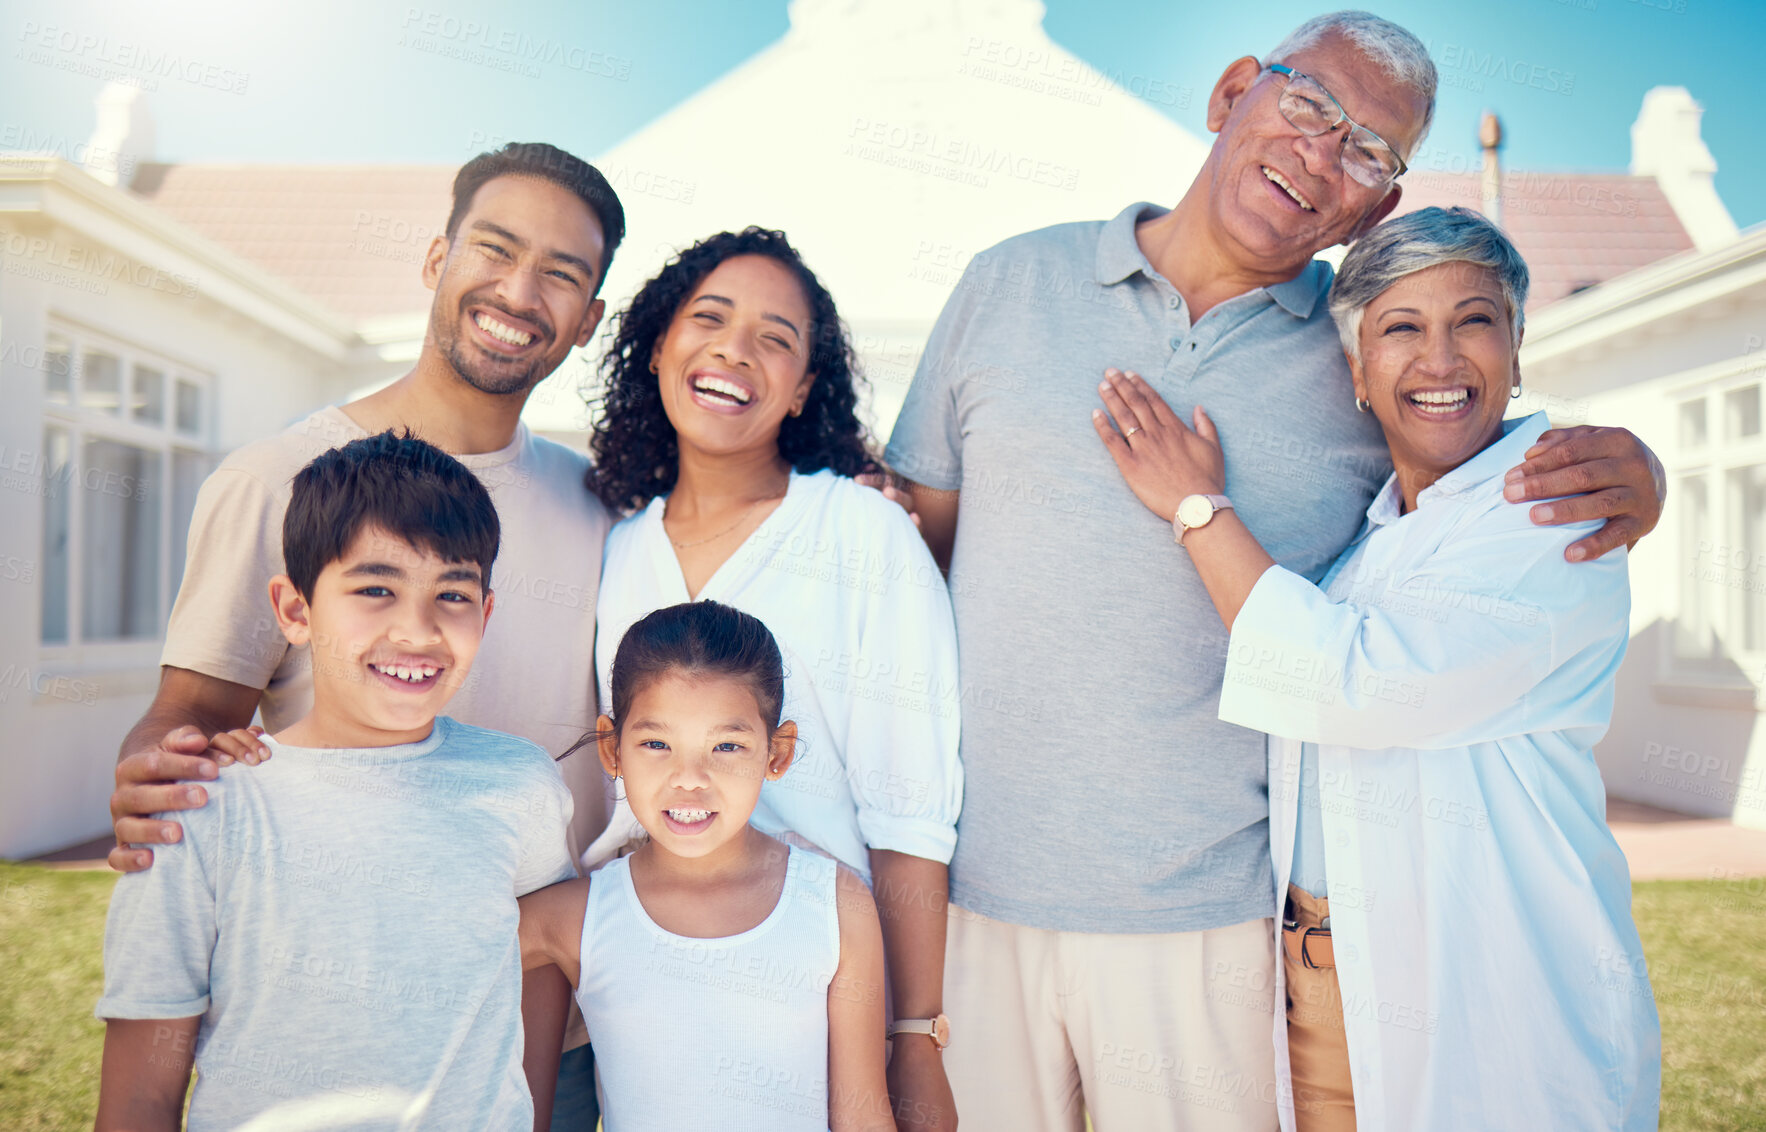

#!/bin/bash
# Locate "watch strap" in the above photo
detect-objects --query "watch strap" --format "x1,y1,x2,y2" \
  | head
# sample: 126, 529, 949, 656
888, 1014, 951, 1049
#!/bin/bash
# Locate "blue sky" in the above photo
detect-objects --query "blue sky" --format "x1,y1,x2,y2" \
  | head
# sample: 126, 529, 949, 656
4, 0, 1761, 226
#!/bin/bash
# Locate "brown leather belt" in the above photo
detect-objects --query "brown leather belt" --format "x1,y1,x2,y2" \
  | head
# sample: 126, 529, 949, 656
1282, 887, 1336, 969
1282, 921, 1335, 969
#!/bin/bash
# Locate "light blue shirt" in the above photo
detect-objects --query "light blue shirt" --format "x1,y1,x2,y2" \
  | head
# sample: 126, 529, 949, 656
97, 717, 577, 1131
1288, 741, 1330, 899
1221, 414, 1661, 1131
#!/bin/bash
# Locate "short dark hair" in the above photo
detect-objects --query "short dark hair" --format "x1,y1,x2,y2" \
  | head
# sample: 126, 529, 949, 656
446, 142, 626, 286
282, 430, 500, 600
587, 227, 874, 513
606, 602, 785, 734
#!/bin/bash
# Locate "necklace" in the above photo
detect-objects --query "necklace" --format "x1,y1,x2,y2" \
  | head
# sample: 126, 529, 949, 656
666, 494, 781, 549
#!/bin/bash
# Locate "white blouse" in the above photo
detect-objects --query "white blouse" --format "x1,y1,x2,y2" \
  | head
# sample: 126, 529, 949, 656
1220, 414, 1660, 1132
585, 469, 963, 880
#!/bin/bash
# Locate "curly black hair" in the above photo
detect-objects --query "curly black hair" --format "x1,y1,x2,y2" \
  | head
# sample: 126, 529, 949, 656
587, 227, 874, 514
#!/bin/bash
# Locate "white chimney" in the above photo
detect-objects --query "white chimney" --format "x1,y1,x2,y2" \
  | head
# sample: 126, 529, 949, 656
1631, 86, 1736, 251
83, 82, 155, 187
1479, 111, 1503, 229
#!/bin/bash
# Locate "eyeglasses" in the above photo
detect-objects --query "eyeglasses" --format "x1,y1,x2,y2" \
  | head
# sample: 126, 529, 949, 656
1266, 64, 1408, 189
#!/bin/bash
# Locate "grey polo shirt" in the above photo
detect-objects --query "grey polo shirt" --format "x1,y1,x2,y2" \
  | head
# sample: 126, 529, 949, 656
886, 202, 1392, 934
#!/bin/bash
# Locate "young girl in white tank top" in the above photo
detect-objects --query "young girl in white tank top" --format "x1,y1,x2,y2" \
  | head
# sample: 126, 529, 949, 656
518, 601, 893, 1131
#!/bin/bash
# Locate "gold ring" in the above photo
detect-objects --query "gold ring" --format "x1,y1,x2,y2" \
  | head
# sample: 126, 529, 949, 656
1125, 427, 1142, 439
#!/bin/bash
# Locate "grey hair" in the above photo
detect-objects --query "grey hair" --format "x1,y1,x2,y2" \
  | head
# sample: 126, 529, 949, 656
1268, 10, 1438, 154
1328, 206, 1530, 364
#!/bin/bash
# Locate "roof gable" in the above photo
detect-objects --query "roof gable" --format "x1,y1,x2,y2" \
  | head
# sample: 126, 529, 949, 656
1392, 171, 1693, 308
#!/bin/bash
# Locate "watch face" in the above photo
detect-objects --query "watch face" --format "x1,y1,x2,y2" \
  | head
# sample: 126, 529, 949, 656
931, 1015, 951, 1048
1177, 495, 1213, 528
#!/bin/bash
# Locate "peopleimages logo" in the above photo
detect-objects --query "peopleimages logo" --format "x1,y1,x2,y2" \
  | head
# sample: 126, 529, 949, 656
0, 444, 150, 503
15, 22, 251, 94
397, 8, 632, 81
0, 231, 199, 300
1427, 40, 1576, 96
0, 125, 137, 178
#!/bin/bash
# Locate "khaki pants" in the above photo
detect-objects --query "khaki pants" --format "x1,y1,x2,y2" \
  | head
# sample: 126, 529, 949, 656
942, 904, 1279, 1132
1281, 886, 1355, 1132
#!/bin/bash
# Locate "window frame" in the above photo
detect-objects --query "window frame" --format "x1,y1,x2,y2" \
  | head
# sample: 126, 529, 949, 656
1670, 362, 1766, 690
39, 318, 215, 663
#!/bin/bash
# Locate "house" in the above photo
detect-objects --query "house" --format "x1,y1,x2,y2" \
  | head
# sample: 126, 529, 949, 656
0, 1, 1746, 855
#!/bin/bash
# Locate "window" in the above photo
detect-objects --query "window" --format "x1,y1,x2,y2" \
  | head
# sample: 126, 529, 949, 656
1729, 465, 1766, 653
44, 334, 73, 406
1675, 377, 1766, 669
40, 428, 72, 645
38, 323, 214, 646
1679, 398, 1707, 450
80, 349, 122, 415
1675, 474, 1713, 661
132, 365, 165, 424
1726, 385, 1761, 441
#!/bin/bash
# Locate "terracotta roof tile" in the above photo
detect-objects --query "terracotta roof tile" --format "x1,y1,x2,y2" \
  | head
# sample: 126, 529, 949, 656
1391, 171, 1693, 308
131, 163, 456, 323
128, 164, 1694, 323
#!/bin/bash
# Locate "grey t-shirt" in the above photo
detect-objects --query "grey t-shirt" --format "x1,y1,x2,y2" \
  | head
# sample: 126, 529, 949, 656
96, 716, 576, 1130
885, 202, 1392, 934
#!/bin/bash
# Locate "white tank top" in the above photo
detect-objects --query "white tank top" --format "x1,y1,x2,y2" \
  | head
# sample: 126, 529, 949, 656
577, 843, 841, 1132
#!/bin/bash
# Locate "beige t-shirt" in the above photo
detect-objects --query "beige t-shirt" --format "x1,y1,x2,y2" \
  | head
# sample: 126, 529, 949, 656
161, 405, 612, 856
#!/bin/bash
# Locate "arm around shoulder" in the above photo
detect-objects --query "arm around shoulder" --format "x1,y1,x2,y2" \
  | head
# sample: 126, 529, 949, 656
829, 865, 893, 1132
517, 877, 591, 985
902, 482, 959, 573
1505, 423, 1664, 560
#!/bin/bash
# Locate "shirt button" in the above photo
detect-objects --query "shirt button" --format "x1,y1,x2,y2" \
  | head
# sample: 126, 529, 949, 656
1170, 337, 1183, 350
1169, 297, 1180, 309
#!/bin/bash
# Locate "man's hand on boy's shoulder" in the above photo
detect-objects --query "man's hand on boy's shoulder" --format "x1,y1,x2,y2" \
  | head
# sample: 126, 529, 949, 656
110, 668, 265, 873
110, 729, 271, 874
111, 726, 222, 873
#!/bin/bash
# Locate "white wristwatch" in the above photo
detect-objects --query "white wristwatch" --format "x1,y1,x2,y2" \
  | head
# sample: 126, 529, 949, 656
888, 1013, 951, 1051
1174, 493, 1233, 545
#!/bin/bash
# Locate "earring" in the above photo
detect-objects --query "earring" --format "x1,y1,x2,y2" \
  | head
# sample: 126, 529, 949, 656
1354, 397, 1370, 413
1510, 383, 1523, 400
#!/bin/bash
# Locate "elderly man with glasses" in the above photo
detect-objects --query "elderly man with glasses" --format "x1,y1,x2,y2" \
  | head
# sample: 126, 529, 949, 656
885, 11, 1665, 1132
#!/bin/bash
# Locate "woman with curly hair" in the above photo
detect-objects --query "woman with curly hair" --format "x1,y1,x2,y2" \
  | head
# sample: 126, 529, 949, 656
584, 228, 963, 1129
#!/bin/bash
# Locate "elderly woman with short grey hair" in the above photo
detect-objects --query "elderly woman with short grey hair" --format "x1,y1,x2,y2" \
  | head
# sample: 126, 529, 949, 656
1093, 206, 1660, 1131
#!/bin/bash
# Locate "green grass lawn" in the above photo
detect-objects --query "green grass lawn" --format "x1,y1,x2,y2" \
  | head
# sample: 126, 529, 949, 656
3, 863, 1763, 1130
1, 864, 112, 1131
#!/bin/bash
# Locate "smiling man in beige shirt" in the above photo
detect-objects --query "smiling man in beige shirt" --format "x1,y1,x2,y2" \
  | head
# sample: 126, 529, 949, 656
104, 142, 624, 1130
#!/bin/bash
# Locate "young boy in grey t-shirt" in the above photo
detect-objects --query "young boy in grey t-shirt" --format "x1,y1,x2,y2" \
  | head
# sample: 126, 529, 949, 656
95, 431, 576, 1131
